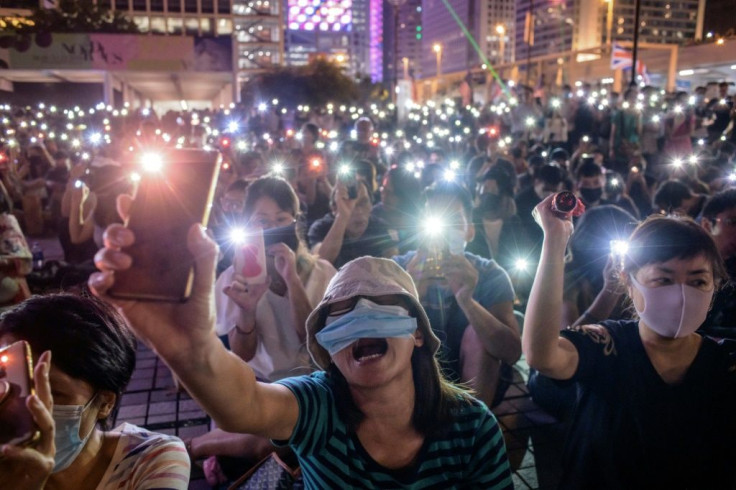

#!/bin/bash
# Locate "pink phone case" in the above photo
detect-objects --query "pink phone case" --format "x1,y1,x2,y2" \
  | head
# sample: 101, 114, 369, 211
233, 229, 268, 284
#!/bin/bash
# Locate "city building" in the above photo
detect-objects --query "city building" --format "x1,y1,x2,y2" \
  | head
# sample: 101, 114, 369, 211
382, 0, 423, 83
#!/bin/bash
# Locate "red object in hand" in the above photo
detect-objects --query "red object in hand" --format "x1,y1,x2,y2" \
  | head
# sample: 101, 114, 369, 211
551, 191, 585, 219
239, 244, 263, 278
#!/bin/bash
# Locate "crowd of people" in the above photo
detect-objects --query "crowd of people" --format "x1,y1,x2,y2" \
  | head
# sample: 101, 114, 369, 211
0, 75, 736, 489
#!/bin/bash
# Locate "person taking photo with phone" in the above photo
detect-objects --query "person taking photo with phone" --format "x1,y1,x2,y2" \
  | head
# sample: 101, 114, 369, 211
0, 294, 190, 489
90, 238, 513, 487
523, 196, 736, 488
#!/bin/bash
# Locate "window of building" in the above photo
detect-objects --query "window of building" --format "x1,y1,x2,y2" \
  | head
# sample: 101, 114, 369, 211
133, 15, 150, 31
115, 0, 129, 9
97, 0, 113, 8
218, 18, 233, 35
218, 0, 231, 13
168, 17, 184, 33
185, 0, 198, 13
150, 16, 166, 33
200, 17, 213, 34
202, 0, 214, 12
168, 0, 182, 10
185, 17, 200, 34
150, 0, 164, 11
132, 0, 146, 10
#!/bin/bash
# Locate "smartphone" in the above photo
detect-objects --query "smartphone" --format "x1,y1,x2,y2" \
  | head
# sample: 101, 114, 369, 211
109, 149, 221, 302
263, 222, 299, 252
0, 341, 40, 447
337, 168, 358, 199
233, 229, 267, 284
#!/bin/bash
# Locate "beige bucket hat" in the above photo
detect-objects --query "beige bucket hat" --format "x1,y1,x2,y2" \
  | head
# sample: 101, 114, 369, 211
306, 256, 441, 370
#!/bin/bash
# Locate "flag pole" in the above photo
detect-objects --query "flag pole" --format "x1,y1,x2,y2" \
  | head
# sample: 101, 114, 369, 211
630, 0, 641, 88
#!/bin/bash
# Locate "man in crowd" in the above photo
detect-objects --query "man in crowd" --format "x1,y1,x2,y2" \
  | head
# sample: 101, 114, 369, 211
394, 181, 521, 408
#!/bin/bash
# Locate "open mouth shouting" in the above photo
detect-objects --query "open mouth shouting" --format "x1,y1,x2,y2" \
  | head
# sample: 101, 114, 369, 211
352, 338, 389, 363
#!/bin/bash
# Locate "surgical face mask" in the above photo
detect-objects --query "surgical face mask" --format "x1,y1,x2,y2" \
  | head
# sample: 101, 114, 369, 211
52, 394, 97, 473
630, 276, 713, 338
579, 186, 603, 204
317, 298, 418, 357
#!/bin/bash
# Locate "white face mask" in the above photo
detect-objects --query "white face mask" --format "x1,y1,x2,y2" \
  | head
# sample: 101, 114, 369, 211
630, 276, 713, 338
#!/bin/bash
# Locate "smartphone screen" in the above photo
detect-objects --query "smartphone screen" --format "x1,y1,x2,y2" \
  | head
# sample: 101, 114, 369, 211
109, 149, 221, 302
233, 229, 267, 284
0, 341, 39, 447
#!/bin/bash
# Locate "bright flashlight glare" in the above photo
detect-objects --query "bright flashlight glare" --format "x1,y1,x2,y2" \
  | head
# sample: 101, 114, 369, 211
674, 105, 683, 114
688, 155, 698, 165
610, 240, 629, 257
729, 173, 736, 182
423, 216, 444, 237
258, 102, 268, 112
230, 227, 247, 245
672, 158, 683, 168
443, 169, 456, 181
449, 160, 460, 170
272, 162, 284, 175
89, 132, 102, 144
384, 147, 394, 156
610, 178, 620, 187
141, 152, 163, 172
228, 121, 239, 133
0, 354, 7, 363
550, 98, 561, 108
338, 164, 351, 176
130, 172, 141, 183
525, 117, 535, 127
514, 258, 529, 272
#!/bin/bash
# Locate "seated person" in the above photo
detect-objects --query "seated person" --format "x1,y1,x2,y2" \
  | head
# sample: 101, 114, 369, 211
308, 180, 398, 268
700, 188, 736, 339
91, 247, 514, 488
394, 181, 521, 408
216, 176, 336, 381
0, 294, 189, 489
371, 165, 424, 254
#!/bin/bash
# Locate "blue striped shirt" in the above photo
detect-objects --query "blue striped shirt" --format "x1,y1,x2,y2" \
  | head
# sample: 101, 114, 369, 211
275, 372, 513, 489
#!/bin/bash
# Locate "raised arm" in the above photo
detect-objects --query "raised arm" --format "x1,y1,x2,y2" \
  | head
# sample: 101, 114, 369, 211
90, 198, 299, 440
522, 195, 580, 380
312, 182, 355, 264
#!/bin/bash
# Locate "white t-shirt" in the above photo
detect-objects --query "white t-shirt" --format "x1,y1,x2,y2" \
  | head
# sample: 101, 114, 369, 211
215, 259, 336, 381
96, 423, 190, 489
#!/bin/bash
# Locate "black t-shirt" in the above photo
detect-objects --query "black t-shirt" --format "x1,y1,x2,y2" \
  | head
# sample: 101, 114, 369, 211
307, 213, 397, 268
557, 320, 736, 489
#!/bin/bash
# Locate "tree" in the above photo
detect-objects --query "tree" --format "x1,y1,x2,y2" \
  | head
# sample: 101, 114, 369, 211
241, 58, 359, 108
1, 0, 139, 35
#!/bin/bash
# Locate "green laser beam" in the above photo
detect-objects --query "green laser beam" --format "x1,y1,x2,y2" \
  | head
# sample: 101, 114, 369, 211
439, 0, 510, 96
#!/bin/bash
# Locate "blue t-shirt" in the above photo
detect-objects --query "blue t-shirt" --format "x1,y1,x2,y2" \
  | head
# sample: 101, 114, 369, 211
275, 372, 513, 489
393, 251, 515, 380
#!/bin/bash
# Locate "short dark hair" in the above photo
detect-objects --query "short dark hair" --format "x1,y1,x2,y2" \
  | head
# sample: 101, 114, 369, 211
0, 294, 136, 429
424, 180, 473, 221
576, 160, 603, 180
225, 178, 249, 194
653, 180, 693, 213
244, 176, 300, 220
533, 164, 564, 186
623, 215, 727, 287
481, 163, 516, 198
301, 122, 320, 141
702, 188, 736, 221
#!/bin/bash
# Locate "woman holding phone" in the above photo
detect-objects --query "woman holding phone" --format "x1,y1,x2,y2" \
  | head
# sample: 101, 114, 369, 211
217, 176, 336, 382
90, 211, 513, 487
0, 294, 190, 489
523, 195, 736, 488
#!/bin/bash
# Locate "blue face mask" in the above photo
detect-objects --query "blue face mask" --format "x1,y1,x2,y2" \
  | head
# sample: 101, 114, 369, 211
52, 394, 96, 473
316, 298, 418, 357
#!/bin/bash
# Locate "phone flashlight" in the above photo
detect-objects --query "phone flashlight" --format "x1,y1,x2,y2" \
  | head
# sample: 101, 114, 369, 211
610, 240, 629, 258
229, 227, 247, 245
141, 152, 164, 172
514, 258, 529, 272
74, 179, 83, 189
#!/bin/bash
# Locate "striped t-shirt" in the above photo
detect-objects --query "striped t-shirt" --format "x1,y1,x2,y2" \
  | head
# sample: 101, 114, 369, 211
95, 423, 190, 489
275, 372, 513, 489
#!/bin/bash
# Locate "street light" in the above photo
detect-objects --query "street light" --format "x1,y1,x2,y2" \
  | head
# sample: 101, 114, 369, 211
433, 43, 442, 78
495, 24, 505, 64
603, 0, 614, 50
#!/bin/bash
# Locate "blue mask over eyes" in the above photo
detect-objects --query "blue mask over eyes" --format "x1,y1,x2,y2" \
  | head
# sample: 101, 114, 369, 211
316, 298, 418, 357
52, 394, 96, 473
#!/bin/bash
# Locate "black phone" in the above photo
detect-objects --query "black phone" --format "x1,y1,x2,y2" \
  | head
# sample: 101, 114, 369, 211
337, 168, 358, 199
263, 222, 299, 252
109, 148, 221, 302
0, 341, 39, 447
